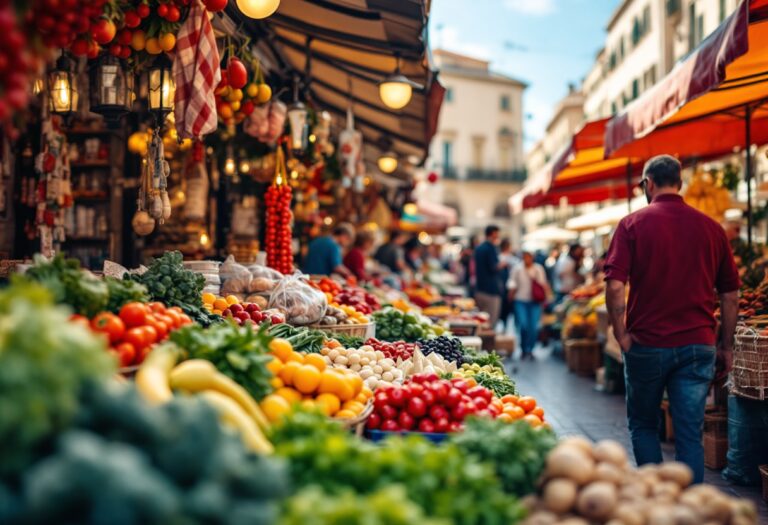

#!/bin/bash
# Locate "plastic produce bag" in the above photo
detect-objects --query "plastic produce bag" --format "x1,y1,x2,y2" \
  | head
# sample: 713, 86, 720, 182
219, 255, 252, 294
268, 274, 327, 325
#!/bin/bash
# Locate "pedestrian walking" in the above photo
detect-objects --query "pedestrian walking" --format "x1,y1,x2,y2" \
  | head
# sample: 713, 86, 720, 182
508, 251, 548, 360
554, 243, 585, 303
604, 155, 739, 484
498, 238, 518, 331
473, 225, 508, 329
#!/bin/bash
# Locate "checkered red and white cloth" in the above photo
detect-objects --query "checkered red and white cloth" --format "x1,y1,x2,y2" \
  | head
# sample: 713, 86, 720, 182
173, 0, 221, 139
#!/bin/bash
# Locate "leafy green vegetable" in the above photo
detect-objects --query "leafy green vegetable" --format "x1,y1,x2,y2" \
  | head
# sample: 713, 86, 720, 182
280, 486, 448, 525
104, 277, 149, 313
463, 348, 504, 368
450, 417, 557, 496
267, 324, 327, 354
0, 280, 114, 477
170, 322, 274, 400
270, 412, 524, 525
25, 254, 109, 317
473, 372, 517, 397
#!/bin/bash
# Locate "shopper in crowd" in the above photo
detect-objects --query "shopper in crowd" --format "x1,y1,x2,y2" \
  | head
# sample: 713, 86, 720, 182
604, 155, 739, 484
374, 230, 407, 274
554, 243, 584, 302
302, 223, 354, 277
343, 230, 374, 282
498, 238, 518, 331
508, 251, 548, 360
460, 235, 479, 292
404, 238, 424, 273
473, 225, 508, 329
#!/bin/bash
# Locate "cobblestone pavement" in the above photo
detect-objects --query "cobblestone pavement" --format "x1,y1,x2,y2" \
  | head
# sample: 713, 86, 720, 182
505, 346, 768, 523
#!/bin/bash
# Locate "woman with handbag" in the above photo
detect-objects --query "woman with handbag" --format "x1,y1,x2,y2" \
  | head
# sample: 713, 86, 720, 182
508, 251, 549, 360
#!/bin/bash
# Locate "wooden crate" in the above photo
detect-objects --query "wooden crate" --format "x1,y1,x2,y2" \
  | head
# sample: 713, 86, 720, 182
704, 433, 728, 470
703, 411, 728, 438
564, 339, 601, 377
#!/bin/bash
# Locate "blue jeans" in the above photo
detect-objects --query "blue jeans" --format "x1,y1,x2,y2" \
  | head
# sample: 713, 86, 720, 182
623, 343, 716, 483
514, 300, 541, 355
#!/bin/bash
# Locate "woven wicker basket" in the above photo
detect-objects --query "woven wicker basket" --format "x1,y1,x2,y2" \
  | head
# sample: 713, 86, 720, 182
732, 325, 768, 400
309, 322, 375, 339
337, 400, 374, 436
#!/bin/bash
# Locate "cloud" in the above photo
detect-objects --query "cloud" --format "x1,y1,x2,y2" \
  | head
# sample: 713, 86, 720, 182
503, 0, 556, 16
434, 25, 493, 59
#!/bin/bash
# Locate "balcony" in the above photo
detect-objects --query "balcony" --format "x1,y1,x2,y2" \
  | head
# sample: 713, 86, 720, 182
442, 167, 526, 182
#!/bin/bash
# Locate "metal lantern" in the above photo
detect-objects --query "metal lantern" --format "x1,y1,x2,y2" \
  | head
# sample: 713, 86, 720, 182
236, 0, 279, 19
147, 53, 175, 125
378, 56, 420, 110
377, 151, 398, 174
89, 54, 133, 126
48, 54, 79, 118
287, 101, 308, 152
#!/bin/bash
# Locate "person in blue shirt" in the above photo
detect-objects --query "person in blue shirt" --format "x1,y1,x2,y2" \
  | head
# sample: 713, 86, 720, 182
302, 223, 354, 277
473, 225, 508, 329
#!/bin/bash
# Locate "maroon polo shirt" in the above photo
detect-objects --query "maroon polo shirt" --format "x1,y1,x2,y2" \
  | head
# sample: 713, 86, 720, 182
604, 193, 740, 347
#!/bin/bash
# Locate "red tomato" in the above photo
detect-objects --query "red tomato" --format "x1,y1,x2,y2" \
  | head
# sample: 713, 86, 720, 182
406, 397, 427, 418
156, 3, 169, 18
406, 383, 424, 397
120, 302, 148, 328
179, 314, 192, 325
137, 3, 150, 17
367, 412, 382, 430
380, 419, 399, 432
164, 309, 181, 328
203, 0, 227, 12
421, 390, 436, 406
123, 10, 141, 28
388, 388, 406, 408
397, 411, 415, 431
115, 342, 136, 367
378, 405, 397, 421
70, 38, 90, 56
147, 301, 166, 314
91, 18, 116, 45
91, 312, 126, 344
227, 57, 247, 88
434, 417, 450, 433
69, 314, 92, 330
445, 388, 463, 408
141, 325, 158, 346
474, 397, 489, 411
124, 327, 147, 351
429, 405, 448, 421
451, 402, 471, 422
450, 379, 469, 393
146, 316, 168, 340
468, 386, 493, 403
417, 418, 436, 433
448, 421, 463, 432
165, 5, 180, 21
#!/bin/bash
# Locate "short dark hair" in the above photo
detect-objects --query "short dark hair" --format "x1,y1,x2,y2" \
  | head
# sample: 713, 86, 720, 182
499, 238, 511, 251
644, 155, 682, 188
485, 225, 500, 237
333, 223, 354, 238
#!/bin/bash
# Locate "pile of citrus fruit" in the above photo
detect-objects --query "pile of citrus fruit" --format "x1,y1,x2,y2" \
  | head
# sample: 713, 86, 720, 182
260, 338, 373, 422
496, 394, 548, 429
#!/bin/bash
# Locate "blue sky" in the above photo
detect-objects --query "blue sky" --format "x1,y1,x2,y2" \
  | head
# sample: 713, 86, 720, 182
429, 0, 620, 151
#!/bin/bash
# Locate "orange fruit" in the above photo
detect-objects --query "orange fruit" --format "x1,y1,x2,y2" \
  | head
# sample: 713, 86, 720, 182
360, 386, 373, 399
503, 405, 525, 420
266, 356, 283, 376
497, 413, 514, 423
315, 393, 341, 416
294, 365, 322, 394
501, 394, 519, 405
279, 361, 302, 386
159, 32, 176, 52
270, 377, 284, 389
131, 30, 146, 51
145, 37, 162, 55
225, 295, 239, 305
260, 394, 291, 422
284, 351, 304, 364
213, 298, 229, 311
490, 398, 504, 413
517, 396, 537, 413
522, 414, 543, 428
336, 376, 356, 402
334, 409, 356, 419
303, 353, 327, 371
465, 377, 478, 388
531, 407, 545, 420
269, 338, 293, 362
347, 374, 363, 397
202, 292, 216, 305
275, 387, 302, 404
300, 399, 317, 411
342, 401, 365, 415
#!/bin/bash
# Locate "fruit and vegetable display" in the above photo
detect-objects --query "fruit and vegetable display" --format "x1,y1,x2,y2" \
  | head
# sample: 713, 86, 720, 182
521, 436, 757, 525
320, 342, 406, 390
264, 180, 294, 275
268, 275, 328, 325
332, 287, 381, 315
214, 57, 272, 126
418, 335, 467, 365
88, 301, 192, 367
316, 302, 370, 325
372, 308, 443, 342
365, 338, 419, 360
201, 292, 286, 326
683, 169, 734, 223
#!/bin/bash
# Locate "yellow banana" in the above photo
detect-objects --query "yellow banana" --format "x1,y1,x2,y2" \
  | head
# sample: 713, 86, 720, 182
170, 359, 270, 431
135, 343, 178, 405
199, 390, 274, 454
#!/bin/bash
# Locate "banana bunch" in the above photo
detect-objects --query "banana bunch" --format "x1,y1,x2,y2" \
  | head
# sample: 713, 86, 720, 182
453, 362, 507, 380
136, 344, 273, 454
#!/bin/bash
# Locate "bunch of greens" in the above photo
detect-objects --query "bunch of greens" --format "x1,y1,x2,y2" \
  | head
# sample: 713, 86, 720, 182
126, 251, 219, 326
104, 277, 149, 313
170, 323, 274, 400
1, 382, 289, 525
280, 486, 448, 525
0, 281, 114, 477
450, 417, 557, 496
463, 348, 505, 369
267, 324, 327, 354
24, 254, 108, 318
270, 412, 524, 525
473, 372, 518, 397
372, 308, 439, 342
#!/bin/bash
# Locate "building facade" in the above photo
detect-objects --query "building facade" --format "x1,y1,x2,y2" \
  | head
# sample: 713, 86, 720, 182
418, 49, 527, 239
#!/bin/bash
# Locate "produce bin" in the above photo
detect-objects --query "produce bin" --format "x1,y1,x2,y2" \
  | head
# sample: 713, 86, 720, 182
364, 429, 449, 444
564, 339, 601, 377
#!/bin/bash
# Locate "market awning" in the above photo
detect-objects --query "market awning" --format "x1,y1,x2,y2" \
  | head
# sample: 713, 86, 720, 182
399, 199, 458, 233
565, 197, 647, 231
228, 0, 445, 163
522, 225, 577, 243
605, 0, 768, 159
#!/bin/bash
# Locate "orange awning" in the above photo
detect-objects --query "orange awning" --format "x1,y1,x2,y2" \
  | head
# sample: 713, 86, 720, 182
606, 0, 768, 158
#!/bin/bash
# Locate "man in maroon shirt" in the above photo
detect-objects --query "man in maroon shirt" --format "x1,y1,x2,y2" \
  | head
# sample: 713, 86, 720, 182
605, 155, 739, 483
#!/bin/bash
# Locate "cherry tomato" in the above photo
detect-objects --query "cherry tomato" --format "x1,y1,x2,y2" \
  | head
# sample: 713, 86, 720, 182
417, 418, 436, 433
367, 412, 382, 430
120, 302, 148, 328
165, 5, 180, 21
91, 312, 126, 344
380, 419, 399, 432
397, 411, 415, 431
137, 3, 150, 17
156, 3, 169, 18
115, 342, 136, 367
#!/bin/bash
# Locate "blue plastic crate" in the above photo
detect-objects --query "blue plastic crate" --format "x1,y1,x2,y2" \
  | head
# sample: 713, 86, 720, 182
364, 429, 449, 444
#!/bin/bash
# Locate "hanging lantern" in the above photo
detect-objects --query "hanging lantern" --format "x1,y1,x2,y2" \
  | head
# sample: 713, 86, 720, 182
147, 53, 175, 125
48, 53, 79, 118
236, 0, 279, 19
379, 56, 420, 110
89, 55, 134, 126
287, 101, 308, 152
378, 151, 398, 174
